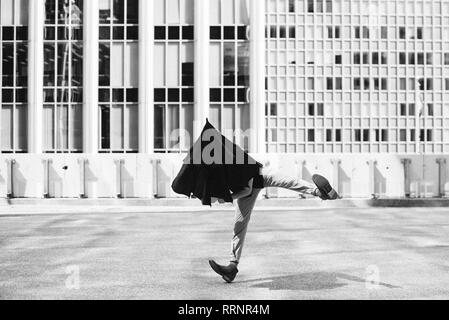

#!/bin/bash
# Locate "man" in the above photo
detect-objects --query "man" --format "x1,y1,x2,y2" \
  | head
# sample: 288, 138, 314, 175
209, 166, 339, 283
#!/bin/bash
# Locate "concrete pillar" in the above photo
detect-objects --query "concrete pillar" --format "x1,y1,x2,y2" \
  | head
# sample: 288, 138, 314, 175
331, 159, 341, 194
249, 0, 266, 153
139, 0, 154, 153
194, 0, 210, 138
436, 159, 447, 198
28, 0, 45, 153
401, 159, 412, 198
83, 0, 99, 153
368, 160, 378, 198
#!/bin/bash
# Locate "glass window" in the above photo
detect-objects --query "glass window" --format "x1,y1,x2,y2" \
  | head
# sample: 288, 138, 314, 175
1, 0, 28, 153
99, 0, 139, 153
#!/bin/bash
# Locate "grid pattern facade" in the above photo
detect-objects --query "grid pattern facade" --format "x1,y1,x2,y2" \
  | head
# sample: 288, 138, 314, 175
265, 0, 449, 154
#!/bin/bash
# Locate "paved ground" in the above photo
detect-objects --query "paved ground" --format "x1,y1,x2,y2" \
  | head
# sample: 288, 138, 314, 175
1, 205, 449, 300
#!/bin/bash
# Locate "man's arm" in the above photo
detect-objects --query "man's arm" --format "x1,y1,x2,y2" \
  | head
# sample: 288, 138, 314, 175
231, 178, 254, 200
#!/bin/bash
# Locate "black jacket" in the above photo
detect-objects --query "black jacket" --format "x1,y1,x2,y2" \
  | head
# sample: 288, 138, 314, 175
172, 120, 263, 206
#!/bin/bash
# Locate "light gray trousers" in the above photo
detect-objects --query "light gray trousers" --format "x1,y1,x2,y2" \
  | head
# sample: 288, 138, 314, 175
230, 167, 316, 264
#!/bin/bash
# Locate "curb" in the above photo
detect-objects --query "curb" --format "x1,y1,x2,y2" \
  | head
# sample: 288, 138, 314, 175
1, 198, 449, 209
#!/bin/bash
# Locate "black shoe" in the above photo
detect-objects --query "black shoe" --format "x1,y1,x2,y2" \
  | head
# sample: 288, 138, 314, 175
209, 260, 239, 283
312, 174, 339, 200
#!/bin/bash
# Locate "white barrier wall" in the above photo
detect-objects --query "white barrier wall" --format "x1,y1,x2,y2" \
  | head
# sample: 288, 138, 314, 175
0, 154, 447, 199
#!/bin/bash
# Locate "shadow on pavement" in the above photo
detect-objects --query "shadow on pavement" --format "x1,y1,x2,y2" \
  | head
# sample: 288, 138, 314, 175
239, 272, 400, 291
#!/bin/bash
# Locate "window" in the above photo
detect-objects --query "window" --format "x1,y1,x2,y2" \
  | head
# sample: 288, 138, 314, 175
381, 52, 387, 64
354, 26, 360, 39
363, 78, 370, 90
399, 78, 407, 90
353, 52, 360, 64
308, 103, 315, 116
354, 78, 361, 90
381, 26, 388, 39
362, 27, 369, 39
417, 27, 423, 40
289, 26, 296, 38
289, 0, 295, 12
335, 78, 342, 90
427, 104, 434, 117
400, 129, 407, 142
99, 0, 139, 153
399, 27, 406, 39
363, 52, 369, 64
335, 54, 342, 64
43, 0, 84, 153
308, 129, 315, 142
209, 1, 251, 150
308, 0, 314, 13
444, 53, 449, 65
326, 77, 333, 90
1, 0, 28, 153
399, 52, 406, 64
327, 26, 333, 39
335, 26, 340, 39
326, 0, 332, 12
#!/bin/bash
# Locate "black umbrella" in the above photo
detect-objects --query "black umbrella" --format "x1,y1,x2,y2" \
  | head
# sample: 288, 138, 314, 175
172, 120, 263, 206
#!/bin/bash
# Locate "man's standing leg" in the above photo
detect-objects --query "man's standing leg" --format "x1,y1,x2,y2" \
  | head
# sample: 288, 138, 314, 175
231, 188, 263, 264
209, 188, 262, 283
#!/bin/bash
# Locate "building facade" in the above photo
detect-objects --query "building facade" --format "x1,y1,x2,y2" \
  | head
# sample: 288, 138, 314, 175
0, 0, 449, 199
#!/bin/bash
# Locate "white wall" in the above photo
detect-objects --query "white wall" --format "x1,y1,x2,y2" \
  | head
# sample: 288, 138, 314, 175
0, 154, 447, 199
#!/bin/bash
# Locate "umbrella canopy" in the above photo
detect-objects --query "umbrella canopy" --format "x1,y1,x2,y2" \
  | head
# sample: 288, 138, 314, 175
172, 120, 263, 206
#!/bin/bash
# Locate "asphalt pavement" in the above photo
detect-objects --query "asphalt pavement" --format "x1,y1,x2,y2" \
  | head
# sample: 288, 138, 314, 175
1, 206, 449, 299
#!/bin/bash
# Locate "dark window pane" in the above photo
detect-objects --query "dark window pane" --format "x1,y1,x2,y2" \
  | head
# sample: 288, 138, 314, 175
100, 106, 111, 149
238, 26, 247, 40
113, 0, 125, 23
2, 89, 14, 103
210, 26, 221, 39
2, 44, 14, 86
308, 103, 315, 116
224, 26, 235, 39
182, 88, 194, 102
71, 88, 83, 102
99, 26, 110, 39
16, 27, 28, 40
44, 89, 55, 102
127, 0, 139, 24
182, 62, 194, 86
99, 89, 110, 102
112, 88, 124, 102
223, 88, 235, 102
45, 0, 56, 24
154, 88, 166, 102
2, 27, 14, 40
308, 129, 315, 142
16, 89, 27, 103
210, 88, 221, 102
154, 105, 165, 149
182, 26, 194, 40
167, 88, 179, 102
126, 88, 138, 102
99, 44, 110, 86
44, 26, 56, 40
127, 26, 138, 40
168, 26, 180, 39
238, 89, 247, 102
155, 26, 166, 40
113, 26, 124, 39
72, 27, 83, 40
